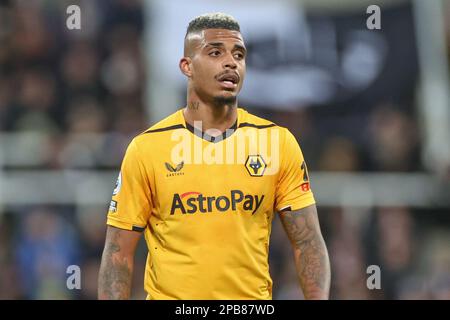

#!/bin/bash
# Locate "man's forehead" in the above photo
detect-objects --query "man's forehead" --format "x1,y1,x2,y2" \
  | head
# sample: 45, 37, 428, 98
189, 29, 245, 48
203, 29, 243, 42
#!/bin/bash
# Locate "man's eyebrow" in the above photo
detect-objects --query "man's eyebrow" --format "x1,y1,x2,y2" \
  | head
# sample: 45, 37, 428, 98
233, 44, 247, 53
205, 42, 225, 48
204, 42, 247, 52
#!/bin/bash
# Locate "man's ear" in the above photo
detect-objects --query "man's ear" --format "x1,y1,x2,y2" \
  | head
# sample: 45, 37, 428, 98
179, 57, 193, 77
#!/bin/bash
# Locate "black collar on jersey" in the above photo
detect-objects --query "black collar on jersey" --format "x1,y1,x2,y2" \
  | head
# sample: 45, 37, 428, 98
185, 120, 238, 143
143, 116, 277, 142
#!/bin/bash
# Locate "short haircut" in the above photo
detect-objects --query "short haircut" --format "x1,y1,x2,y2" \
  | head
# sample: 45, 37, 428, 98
185, 12, 240, 38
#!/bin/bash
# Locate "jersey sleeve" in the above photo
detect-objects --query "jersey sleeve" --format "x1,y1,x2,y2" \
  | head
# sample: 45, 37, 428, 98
275, 129, 316, 212
106, 139, 152, 231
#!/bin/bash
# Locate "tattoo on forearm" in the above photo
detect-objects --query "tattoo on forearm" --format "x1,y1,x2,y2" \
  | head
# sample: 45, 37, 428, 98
188, 101, 199, 110
98, 229, 133, 299
280, 208, 331, 299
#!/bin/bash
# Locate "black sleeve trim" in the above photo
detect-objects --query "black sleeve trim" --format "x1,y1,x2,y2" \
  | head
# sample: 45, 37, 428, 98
279, 206, 292, 212
132, 225, 146, 232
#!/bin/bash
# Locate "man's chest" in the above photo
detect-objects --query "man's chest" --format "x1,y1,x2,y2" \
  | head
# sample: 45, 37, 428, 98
150, 156, 276, 216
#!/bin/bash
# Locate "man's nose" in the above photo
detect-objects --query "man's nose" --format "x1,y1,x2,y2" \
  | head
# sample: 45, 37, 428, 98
223, 53, 237, 69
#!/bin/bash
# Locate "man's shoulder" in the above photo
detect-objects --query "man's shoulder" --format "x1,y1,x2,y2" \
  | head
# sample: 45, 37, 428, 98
238, 108, 296, 148
143, 109, 185, 133
238, 107, 284, 130
133, 109, 185, 143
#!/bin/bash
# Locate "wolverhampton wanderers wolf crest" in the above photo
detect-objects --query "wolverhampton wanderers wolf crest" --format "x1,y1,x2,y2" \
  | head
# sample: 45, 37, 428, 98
245, 155, 266, 177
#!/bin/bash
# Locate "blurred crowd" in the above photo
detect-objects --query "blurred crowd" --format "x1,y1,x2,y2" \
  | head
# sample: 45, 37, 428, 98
0, 0, 147, 299
0, 0, 449, 300
0, 0, 147, 169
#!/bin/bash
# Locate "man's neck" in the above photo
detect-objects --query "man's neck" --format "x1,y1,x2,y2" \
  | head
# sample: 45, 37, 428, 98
183, 98, 238, 135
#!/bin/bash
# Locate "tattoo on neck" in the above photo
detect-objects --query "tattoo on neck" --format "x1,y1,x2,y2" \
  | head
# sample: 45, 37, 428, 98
188, 102, 200, 110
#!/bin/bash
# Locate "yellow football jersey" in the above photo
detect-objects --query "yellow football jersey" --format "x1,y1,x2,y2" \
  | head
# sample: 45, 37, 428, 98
106, 107, 315, 300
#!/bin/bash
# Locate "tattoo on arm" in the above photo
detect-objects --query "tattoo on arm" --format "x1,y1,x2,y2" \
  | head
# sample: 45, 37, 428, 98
188, 101, 199, 110
279, 205, 331, 299
98, 228, 133, 299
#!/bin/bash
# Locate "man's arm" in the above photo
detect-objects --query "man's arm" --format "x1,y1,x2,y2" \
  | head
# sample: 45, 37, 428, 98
279, 204, 331, 299
98, 225, 142, 299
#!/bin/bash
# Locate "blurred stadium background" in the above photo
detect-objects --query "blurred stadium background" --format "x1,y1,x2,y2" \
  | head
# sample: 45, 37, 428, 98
0, 0, 449, 299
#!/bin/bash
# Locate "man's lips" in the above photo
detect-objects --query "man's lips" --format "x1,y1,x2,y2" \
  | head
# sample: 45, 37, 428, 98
216, 72, 239, 89
218, 80, 237, 89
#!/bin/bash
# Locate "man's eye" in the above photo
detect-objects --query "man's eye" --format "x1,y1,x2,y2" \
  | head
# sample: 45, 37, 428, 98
209, 51, 220, 56
234, 53, 244, 59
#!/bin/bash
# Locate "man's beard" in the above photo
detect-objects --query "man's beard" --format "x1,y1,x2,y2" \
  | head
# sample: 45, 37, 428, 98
212, 95, 237, 107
